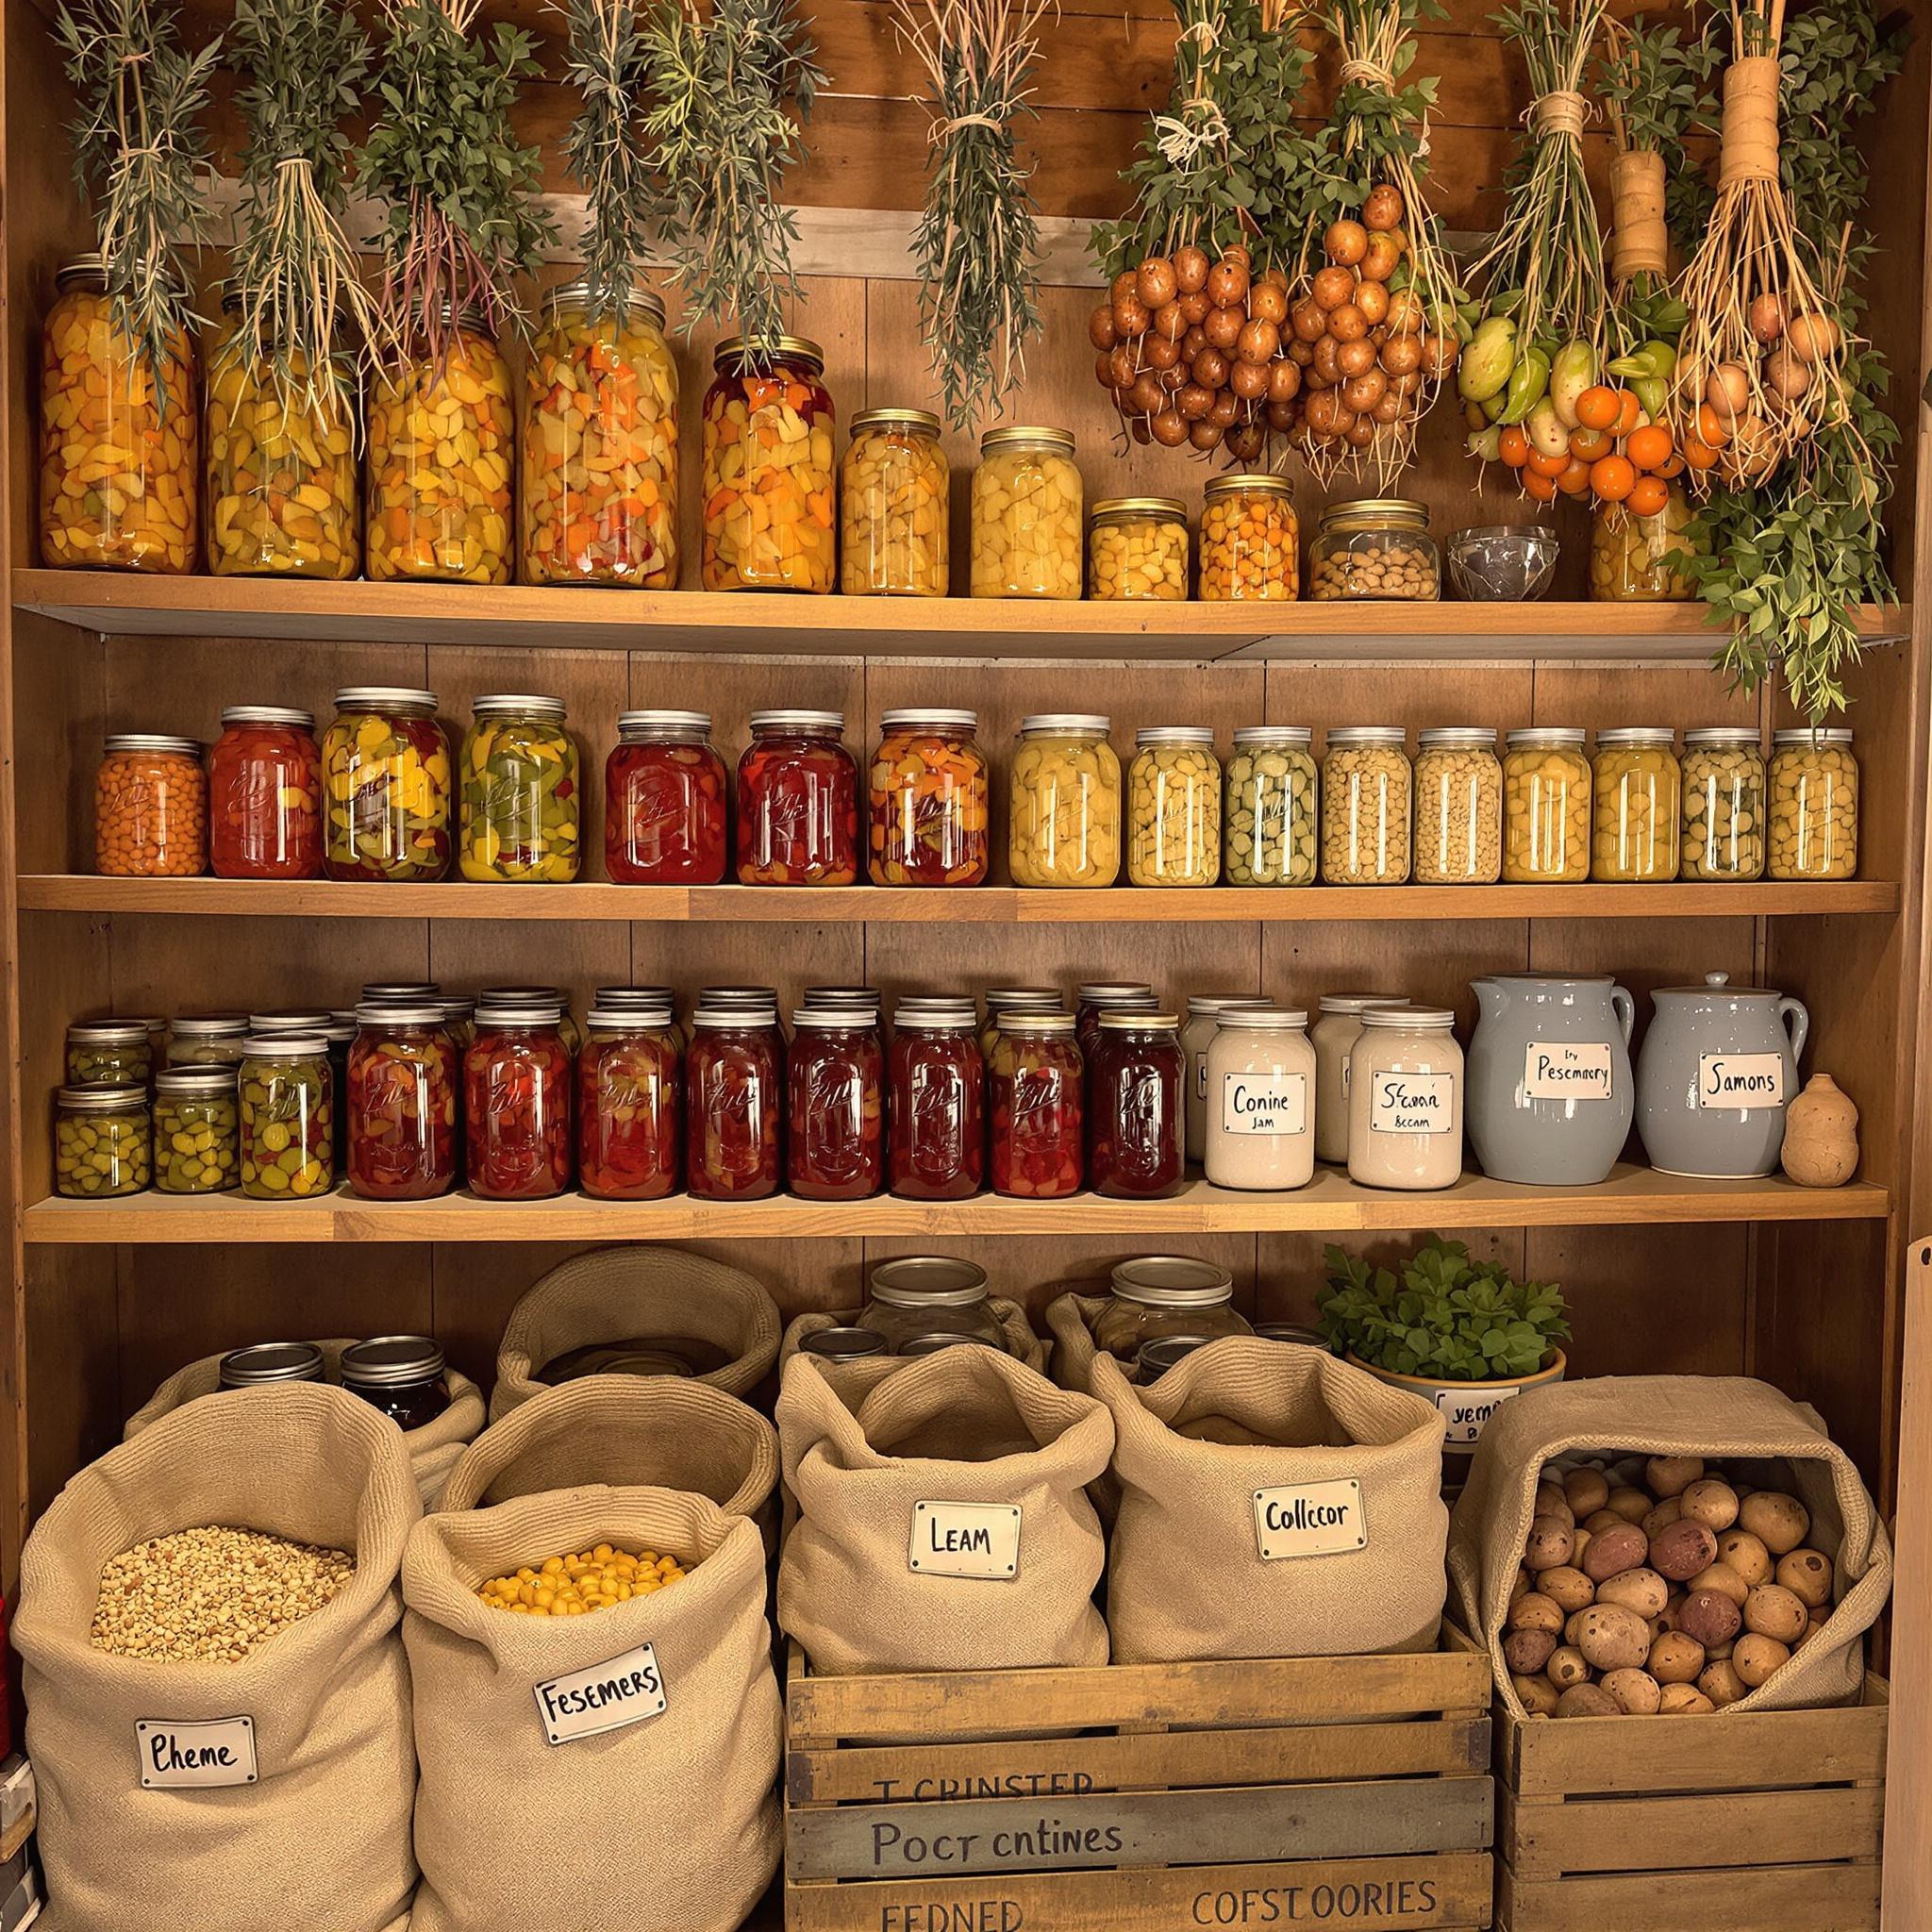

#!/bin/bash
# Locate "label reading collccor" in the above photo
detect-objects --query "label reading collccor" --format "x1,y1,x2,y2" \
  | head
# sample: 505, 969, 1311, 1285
1252, 1479, 1367, 1560
908, 1501, 1022, 1579
534, 1643, 668, 1745
138, 1716, 258, 1790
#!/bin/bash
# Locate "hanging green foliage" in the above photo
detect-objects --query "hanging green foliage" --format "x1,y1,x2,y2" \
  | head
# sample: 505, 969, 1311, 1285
560, 0, 659, 322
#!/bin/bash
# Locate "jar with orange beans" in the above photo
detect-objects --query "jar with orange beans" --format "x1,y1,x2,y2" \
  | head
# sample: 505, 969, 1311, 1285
701, 335, 836, 592
346, 1004, 458, 1201
868, 708, 990, 886
464, 999, 574, 1200
989, 1010, 1083, 1199
788, 1008, 885, 1201
737, 709, 860, 885
1199, 474, 1299, 600
606, 710, 729, 884
95, 734, 207, 877
577, 1003, 682, 1202
686, 1002, 782, 1200
841, 408, 948, 595
40, 257, 196, 574
208, 706, 323, 880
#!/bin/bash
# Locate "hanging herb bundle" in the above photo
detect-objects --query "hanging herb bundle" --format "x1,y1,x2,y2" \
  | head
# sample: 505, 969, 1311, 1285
560, 0, 658, 321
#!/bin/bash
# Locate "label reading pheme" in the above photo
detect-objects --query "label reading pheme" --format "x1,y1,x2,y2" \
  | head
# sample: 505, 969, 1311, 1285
1369, 1071, 1453, 1135
1697, 1052, 1785, 1110
1524, 1041, 1614, 1100
909, 1501, 1022, 1579
1221, 1071, 1307, 1135
138, 1716, 258, 1790
534, 1643, 667, 1745
1252, 1479, 1366, 1560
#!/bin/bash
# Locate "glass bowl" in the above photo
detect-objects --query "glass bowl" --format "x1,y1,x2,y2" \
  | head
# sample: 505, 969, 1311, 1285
1447, 525, 1559, 602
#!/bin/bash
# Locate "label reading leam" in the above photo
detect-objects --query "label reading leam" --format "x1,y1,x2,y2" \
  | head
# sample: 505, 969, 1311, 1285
1221, 1071, 1307, 1136
534, 1642, 667, 1746
1697, 1052, 1786, 1111
1523, 1041, 1614, 1101
909, 1501, 1022, 1580
1252, 1479, 1367, 1560
137, 1716, 258, 1790
1368, 1071, 1453, 1135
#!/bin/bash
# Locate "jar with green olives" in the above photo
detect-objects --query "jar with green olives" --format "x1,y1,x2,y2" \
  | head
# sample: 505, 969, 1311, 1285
1769, 728, 1858, 880
65, 1020, 153, 1089
166, 1014, 249, 1066
238, 1033, 333, 1200
1224, 726, 1316, 885
1680, 727, 1766, 881
1503, 727, 1591, 883
1414, 728, 1501, 884
1591, 727, 1680, 882
1127, 727, 1220, 886
152, 1065, 240, 1193
459, 693, 580, 883
55, 1085, 150, 1197
1321, 727, 1411, 884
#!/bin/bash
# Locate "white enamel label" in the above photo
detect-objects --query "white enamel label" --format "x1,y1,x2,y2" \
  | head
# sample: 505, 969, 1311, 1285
1194, 1055, 1210, 1102
138, 1716, 258, 1790
1368, 1071, 1454, 1135
1696, 1052, 1786, 1110
1220, 1071, 1307, 1135
534, 1643, 667, 1745
909, 1501, 1022, 1579
1523, 1041, 1614, 1100
1252, 1479, 1367, 1560
1435, 1382, 1520, 1446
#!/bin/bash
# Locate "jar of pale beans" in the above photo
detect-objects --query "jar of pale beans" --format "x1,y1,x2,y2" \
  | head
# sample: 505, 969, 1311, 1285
972, 425, 1082, 599
96, 734, 207, 877
702, 336, 836, 591
1413, 727, 1501, 884
1769, 728, 1858, 880
1224, 725, 1317, 885
1680, 727, 1766, 881
367, 308, 514, 584
1503, 727, 1591, 883
1090, 497, 1190, 602
41, 257, 196, 574
1008, 713, 1120, 888
1199, 474, 1298, 600
1591, 728, 1680, 882
1127, 727, 1221, 886
1309, 500, 1438, 601
1321, 727, 1412, 884
841, 408, 948, 595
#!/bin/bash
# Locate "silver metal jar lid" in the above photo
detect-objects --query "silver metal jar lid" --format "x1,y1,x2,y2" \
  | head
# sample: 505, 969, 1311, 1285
104, 733, 200, 758
1254, 1322, 1329, 1346
67, 1020, 152, 1045
240, 1034, 328, 1057
586, 1006, 675, 1029
1138, 1334, 1214, 1379
1188, 995, 1269, 1018
750, 709, 843, 734
1135, 726, 1215, 749
1217, 1007, 1308, 1029
340, 1335, 445, 1388
154, 1065, 239, 1094
1325, 726, 1406, 749
792, 1007, 877, 1029
56, 1084, 147, 1111
1233, 725, 1312, 745
869, 1256, 990, 1307
362, 982, 441, 1001
1683, 727, 1761, 746
1317, 993, 1407, 1016
801, 1326, 890, 1361
1019, 714, 1108, 737
986, 988, 1061, 1008
1359, 1006, 1456, 1029
1110, 1257, 1233, 1307
542, 279, 668, 328
220, 706, 315, 730
219, 1341, 325, 1388
618, 709, 712, 737
474, 693, 566, 722
1078, 983, 1154, 1002
333, 687, 438, 711
1418, 727, 1498, 749
881, 708, 978, 734
249, 1009, 333, 1032
1595, 727, 1675, 748
900, 1333, 997, 1356
1506, 726, 1586, 746
353, 1004, 445, 1026
475, 1001, 564, 1026
1774, 727, 1854, 745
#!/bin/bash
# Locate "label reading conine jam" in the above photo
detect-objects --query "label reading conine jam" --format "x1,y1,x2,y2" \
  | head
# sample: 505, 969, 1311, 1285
1523, 1041, 1614, 1101
1220, 1072, 1307, 1135
1368, 1071, 1454, 1135
1696, 1052, 1785, 1110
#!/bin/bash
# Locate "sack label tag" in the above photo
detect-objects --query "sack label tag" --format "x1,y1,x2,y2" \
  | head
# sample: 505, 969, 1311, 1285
535, 1642, 667, 1745
1697, 1052, 1785, 1110
909, 1501, 1022, 1580
138, 1716, 257, 1790
1253, 1479, 1366, 1560
1524, 1041, 1614, 1100
1435, 1381, 1519, 1445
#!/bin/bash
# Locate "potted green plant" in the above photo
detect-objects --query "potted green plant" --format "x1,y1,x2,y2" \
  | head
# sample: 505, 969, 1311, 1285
1317, 1238, 1571, 1453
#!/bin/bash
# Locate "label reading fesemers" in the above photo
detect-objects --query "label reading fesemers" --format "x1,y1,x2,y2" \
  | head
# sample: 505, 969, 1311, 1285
1221, 1071, 1307, 1136
137, 1716, 258, 1790
1252, 1480, 1366, 1560
1524, 1041, 1614, 1101
534, 1643, 667, 1746
1369, 1071, 1454, 1135
1697, 1052, 1785, 1111
908, 1501, 1022, 1580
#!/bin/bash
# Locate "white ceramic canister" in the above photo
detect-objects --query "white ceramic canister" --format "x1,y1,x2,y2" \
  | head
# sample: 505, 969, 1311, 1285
1182, 993, 1272, 1160
1347, 1007, 1464, 1191
1205, 1008, 1317, 1191
1311, 993, 1408, 1164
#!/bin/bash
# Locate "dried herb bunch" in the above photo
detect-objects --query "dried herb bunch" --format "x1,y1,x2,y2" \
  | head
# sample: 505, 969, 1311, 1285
1598, 14, 1718, 283
560, 0, 658, 321
54, 0, 221, 408
896, 0, 1051, 428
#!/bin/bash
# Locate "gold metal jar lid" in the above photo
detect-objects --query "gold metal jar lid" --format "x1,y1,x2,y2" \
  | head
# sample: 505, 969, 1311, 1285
543, 279, 668, 328
981, 425, 1075, 455
1093, 496, 1188, 521
1205, 472, 1294, 501
55, 255, 108, 292
713, 334, 824, 375
850, 407, 941, 438
1320, 497, 1429, 532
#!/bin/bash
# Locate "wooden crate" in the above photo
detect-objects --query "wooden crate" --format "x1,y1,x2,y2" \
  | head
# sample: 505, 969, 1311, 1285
783, 1640, 1495, 1931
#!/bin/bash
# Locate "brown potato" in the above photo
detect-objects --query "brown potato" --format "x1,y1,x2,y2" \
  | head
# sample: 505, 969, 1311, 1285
1738, 1491, 1810, 1556
1733, 1631, 1791, 1687
1717, 1529, 1774, 1586
1659, 1685, 1717, 1715
1569, 1528, 1593, 1570
1676, 1588, 1742, 1649
1743, 1582, 1807, 1643
1524, 1516, 1575, 1571
1777, 1548, 1833, 1609
1648, 1631, 1707, 1684
1594, 1568, 1668, 1620
1557, 1683, 1622, 1719
1680, 1478, 1740, 1531
1687, 1561, 1749, 1608
1564, 1467, 1611, 1518
1504, 1627, 1558, 1674
1508, 1591, 1564, 1635
1642, 1499, 1683, 1541
1546, 1645, 1591, 1690
1581, 1523, 1649, 1583
1514, 1673, 1559, 1718
1603, 1667, 1662, 1715
1606, 1488, 1652, 1524
1698, 1659, 1747, 1707
1649, 1519, 1719, 1583
1540, 1566, 1596, 1614
1575, 1604, 1652, 1673
1647, 1456, 1705, 1498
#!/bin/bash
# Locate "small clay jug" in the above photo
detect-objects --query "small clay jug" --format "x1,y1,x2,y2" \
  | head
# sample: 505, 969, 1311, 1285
1780, 1074, 1859, 1188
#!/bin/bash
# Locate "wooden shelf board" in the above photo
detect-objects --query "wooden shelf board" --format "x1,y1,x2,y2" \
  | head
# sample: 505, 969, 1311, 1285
21, 1168, 1890, 1243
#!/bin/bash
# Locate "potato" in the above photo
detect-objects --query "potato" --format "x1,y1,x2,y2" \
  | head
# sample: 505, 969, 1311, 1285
1535, 1481, 1574, 1525
1581, 1523, 1650, 1583
1717, 1529, 1773, 1586
1576, 1603, 1653, 1673
1648, 1630, 1707, 1684
1698, 1659, 1747, 1707
1738, 1491, 1810, 1557
1606, 1487, 1653, 1524
1541, 1565, 1596, 1614
1649, 1519, 1719, 1582
1602, 1667, 1661, 1715
1570, 1527, 1592, 1570
1514, 1673, 1559, 1718
1508, 1591, 1564, 1634
1556, 1683, 1622, 1718
1743, 1582, 1807, 1643
1647, 1455, 1704, 1498
1524, 1516, 1575, 1571
1583, 1508, 1625, 1536
1676, 1587, 1742, 1649
1659, 1684, 1717, 1715
1564, 1467, 1610, 1518
1594, 1568, 1668, 1619
1547, 1645, 1591, 1690
1642, 1498, 1683, 1541
1777, 1548, 1833, 1609
1504, 1627, 1557, 1674
1733, 1631, 1790, 1687
1689, 1561, 1749, 1608
1679, 1478, 1740, 1532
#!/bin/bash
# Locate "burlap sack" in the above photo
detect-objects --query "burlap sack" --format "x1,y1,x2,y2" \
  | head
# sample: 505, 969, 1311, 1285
491, 1246, 782, 1418
13, 1385, 420, 1932
1097, 1339, 1449, 1663
779, 1300, 1046, 1408
1043, 1291, 1110, 1391
124, 1340, 485, 1508
777, 1349, 1112, 1673
1448, 1374, 1893, 1719
405, 1486, 780, 1932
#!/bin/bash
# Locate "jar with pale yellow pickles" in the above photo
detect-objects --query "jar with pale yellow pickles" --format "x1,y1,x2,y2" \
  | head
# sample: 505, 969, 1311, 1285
1008, 712, 1120, 888
972, 425, 1082, 599
40, 256, 196, 574
520, 282, 678, 588
702, 335, 836, 591
1769, 727, 1858, 880
1503, 727, 1591, 882
1589, 488, 1697, 602
841, 408, 947, 595
1091, 497, 1189, 602
367, 309, 514, 584
1591, 727, 1680, 882
1681, 727, 1766, 880
1199, 473, 1298, 600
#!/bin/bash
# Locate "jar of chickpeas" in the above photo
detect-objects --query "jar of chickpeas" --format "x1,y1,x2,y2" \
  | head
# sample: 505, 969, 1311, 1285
1681, 727, 1766, 880
152, 1065, 240, 1194
702, 335, 836, 591
1309, 500, 1438, 601
322, 687, 452, 882
972, 425, 1082, 600
1090, 497, 1190, 602
841, 408, 947, 596
1591, 727, 1680, 882
1127, 727, 1221, 886
1224, 725, 1317, 885
458, 693, 580, 883
95, 734, 207, 878
40, 256, 196, 574
55, 1085, 150, 1198
1321, 727, 1412, 884
1503, 726, 1591, 883
1769, 727, 1858, 880
1008, 713, 1120, 888
1414, 727, 1502, 884
1199, 474, 1298, 601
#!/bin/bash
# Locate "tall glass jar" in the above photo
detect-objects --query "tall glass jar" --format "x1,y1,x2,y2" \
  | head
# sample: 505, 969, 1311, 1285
1503, 727, 1591, 884
66, 1020, 153, 1089
1008, 714, 1121, 888
989, 1010, 1083, 1199
95, 735, 207, 878
869, 709, 990, 886
465, 1003, 573, 1200
208, 706, 323, 880
1090, 497, 1190, 601
1346, 1007, 1463, 1191
459, 693, 580, 883
346, 1004, 458, 1201
41, 257, 196, 574
1077, 984, 1157, 1060
1770, 728, 1858, 880
152, 1066, 239, 1194
736, 709, 860, 885
1589, 489, 1696, 602
607, 710, 728, 884
1224, 726, 1317, 886
789, 1008, 885, 1201
1199, 474, 1298, 600
521, 282, 678, 588
55, 1085, 151, 1197
686, 1005, 782, 1200
1308, 500, 1439, 601
701, 336, 836, 591
1127, 727, 1221, 887
841, 408, 948, 596
1182, 995, 1269, 1161
1089, 1012, 1187, 1199
577, 1005, 682, 1201
1321, 727, 1412, 884
1414, 727, 1502, 885
1205, 1008, 1317, 1191
861, 1257, 1004, 1353
238, 1034, 333, 1200
322, 687, 452, 882
981, 988, 1062, 1058
1682, 728, 1767, 881
890, 1009, 986, 1201
1311, 993, 1407, 1165
1591, 728, 1681, 882
1094, 1257, 1248, 1358
971, 426, 1082, 599
481, 986, 583, 1058
167, 1015, 249, 1068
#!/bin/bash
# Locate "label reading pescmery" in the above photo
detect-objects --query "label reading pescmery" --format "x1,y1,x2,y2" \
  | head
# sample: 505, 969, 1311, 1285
1435, 1381, 1520, 1445
1697, 1052, 1785, 1110
1252, 1479, 1366, 1560
137, 1716, 258, 1790
1221, 1071, 1307, 1135
1368, 1071, 1453, 1135
534, 1643, 667, 1745
1524, 1041, 1614, 1100
909, 1501, 1022, 1580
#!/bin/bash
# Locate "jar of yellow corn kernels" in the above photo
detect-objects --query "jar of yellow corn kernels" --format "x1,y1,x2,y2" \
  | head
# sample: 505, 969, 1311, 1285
841, 408, 948, 596
1320, 727, 1412, 884
1200, 474, 1299, 600
1591, 727, 1680, 882
322, 686, 452, 882
366, 308, 514, 585
1503, 727, 1591, 882
520, 282, 678, 588
204, 289, 358, 579
1681, 727, 1766, 880
1091, 497, 1190, 602
702, 335, 836, 592
1008, 713, 1120, 888
972, 425, 1082, 599
40, 256, 197, 574
1769, 727, 1858, 880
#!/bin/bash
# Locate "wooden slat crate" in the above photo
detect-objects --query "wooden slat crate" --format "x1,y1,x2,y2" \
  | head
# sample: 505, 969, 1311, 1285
784, 1640, 1495, 1931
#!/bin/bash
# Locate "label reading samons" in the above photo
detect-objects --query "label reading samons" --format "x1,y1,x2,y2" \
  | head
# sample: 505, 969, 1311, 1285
1252, 1479, 1366, 1560
137, 1716, 258, 1790
1221, 1072, 1307, 1135
1697, 1052, 1785, 1110
909, 1501, 1022, 1579
534, 1642, 667, 1745
1523, 1041, 1614, 1100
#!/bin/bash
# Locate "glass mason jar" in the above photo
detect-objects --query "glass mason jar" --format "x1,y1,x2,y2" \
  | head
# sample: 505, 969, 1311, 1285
736, 708, 860, 885
1089, 1010, 1187, 1199
325, 1013, 356, 1175
340, 1336, 453, 1429
1224, 726, 1317, 886
1008, 713, 1121, 888
347, 1004, 458, 1201
1311, 993, 1407, 1166
1681, 727, 1767, 881
868, 708, 990, 887
167, 1014, 249, 1068
889, 1009, 986, 1201
1090, 496, 1190, 601
1308, 499, 1439, 601
1414, 727, 1502, 885
1076, 983, 1157, 1061
55, 1084, 150, 1197
788, 1008, 885, 1202
1181, 995, 1270, 1161
1205, 1008, 1317, 1192
577, 1005, 682, 1201
981, 988, 1061, 1058
701, 335, 836, 591
1093, 1257, 1248, 1358
95, 734, 207, 877
1199, 474, 1299, 601
990, 1010, 1083, 1199
238, 1034, 333, 1200
1321, 727, 1412, 884
1346, 1006, 1463, 1191
321, 687, 452, 882
1591, 727, 1681, 882
971, 425, 1082, 599
1503, 727, 1591, 883
41, 256, 196, 574
219, 1341, 328, 1390
1770, 728, 1858, 880
459, 693, 580, 883
521, 281, 678, 588
366, 311, 513, 584
606, 710, 729, 885
1128, 727, 1222, 886
685, 1005, 783, 1200
860, 1257, 1005, 1353
841, 407, 948, 596
66, 1020, 154, 1089
477, 985, 582, 1058
208, 706, 323, 880
465, 1002, 574, 1200
1589, 488, 1696, 602
152, 1066, 240, 1194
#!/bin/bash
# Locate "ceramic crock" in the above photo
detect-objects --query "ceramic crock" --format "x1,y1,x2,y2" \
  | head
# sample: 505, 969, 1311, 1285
1637, 972, 1808, 1178
1348, 1348, 1568, 1454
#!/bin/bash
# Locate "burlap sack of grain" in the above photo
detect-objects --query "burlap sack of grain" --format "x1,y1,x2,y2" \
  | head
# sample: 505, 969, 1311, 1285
1042, 1291, 1110, 1391
1098, 1338, 1449, 1662
13, 1385, 419, 1932
777, 1348, 1112, 1673
405, 1486, 780, 1931
1449, 1374, 1893, 1719
491, 1246, 782, 1418
778, 1300, 1046, 1409
125, 1339, 485, 1508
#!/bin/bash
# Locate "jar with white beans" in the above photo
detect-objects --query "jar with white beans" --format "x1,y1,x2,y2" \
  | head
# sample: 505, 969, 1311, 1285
1321, 727, 1412, 883
971, 425, 1081, 599
1769, 728, 1857, 880
1680, 728, 1766, 881
841, 408, 949, 596
1414, 727, 1501, 884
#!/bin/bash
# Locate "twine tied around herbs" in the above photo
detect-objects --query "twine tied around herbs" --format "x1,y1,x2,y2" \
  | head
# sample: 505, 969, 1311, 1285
1531, 88, 1590, 142
1609, 148, 1669, 280
1338, 55, 1430, 160
933, 109, 1004, 141
1155, 101, 1230, 166
1719, 54, 1781, 187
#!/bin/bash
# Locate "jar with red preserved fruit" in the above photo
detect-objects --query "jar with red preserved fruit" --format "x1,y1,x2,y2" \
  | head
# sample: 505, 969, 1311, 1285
788, 1007, 884, 1200
464, 998, 573, 1200
208, 705, 323, 879
1076, 982, 1158, 1059
1088, 1009, 1187, 1199
606, 709, 729, 885
577, 1002, 682, 1200
736, 708, 860, 885
868, 708, 990, 886
686, 999, 782, 1200
990, 1009, 1083, 1199
346, 1003, 458, 1200
889, 998, 985, 1201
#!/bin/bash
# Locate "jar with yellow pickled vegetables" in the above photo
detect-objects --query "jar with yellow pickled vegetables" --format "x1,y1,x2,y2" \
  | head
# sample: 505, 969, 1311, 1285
1769, 727, 1858, 880
366, 309, 513, 584
40, 256, 196, 574
1127, 726, 1220, 885
972, 425, 1082, 599
1091, 497, 1190, 602
1503, 726, 1591, 882
701, 335, 836, 591
322, 686, 452, 882
1681, 727, 1766, 880
1008, 712, 1120, 888
1588, 488, 1696, 602
459, 693, 580, 882
1199, 474, 1298, 600
520, 282, 678, 588
1591, 727, 1680, 882
841, 408, 948, 595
